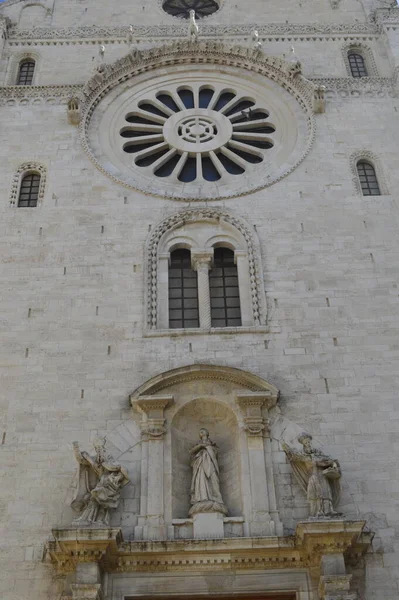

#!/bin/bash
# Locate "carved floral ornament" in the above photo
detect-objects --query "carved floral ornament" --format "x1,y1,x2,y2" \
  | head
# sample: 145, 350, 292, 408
79, 40, 316, 201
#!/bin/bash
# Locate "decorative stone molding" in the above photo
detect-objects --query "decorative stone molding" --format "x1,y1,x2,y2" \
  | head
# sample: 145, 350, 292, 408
48, 520, 371, 575
349, 149, 389, 195
237, 392, 278, 437
133, 395, 174, 439
80, 40, 316, 201
319, 575, 356, 600
342, 42, 379, 77
131, 364, 280, 397
71, 584, 103, 600
0, 15, 10, 41
0, 84, 83, 106
7, 22, 381, 45
375, 7, 399, 28
311, 76, 395, 98
9, 161, 47, 206
145, 209, 266, 330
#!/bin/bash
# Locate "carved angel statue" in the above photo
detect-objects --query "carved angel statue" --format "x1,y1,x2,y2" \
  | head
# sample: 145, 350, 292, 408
188, 9, 199, 42
282, 433, 342, 519
189, 428, 228, 517
71, 438, 129, 527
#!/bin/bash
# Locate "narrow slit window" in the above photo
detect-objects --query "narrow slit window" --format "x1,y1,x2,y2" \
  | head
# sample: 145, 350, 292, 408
348, 52, 368, 78
168, 249, 199, 329
17, 60, 35, 85
210, 248, 241, 327
18, 173, 41, 207
357, 161, 381, 196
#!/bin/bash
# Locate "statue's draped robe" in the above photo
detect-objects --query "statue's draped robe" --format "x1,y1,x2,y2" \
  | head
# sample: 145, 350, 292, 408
71, 451, 129, 522
287, 448, 341, 515
189, 441, 227, 515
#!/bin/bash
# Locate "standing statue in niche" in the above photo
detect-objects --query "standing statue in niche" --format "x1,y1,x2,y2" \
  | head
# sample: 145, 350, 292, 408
282, 433, 342, 519
71, 438, 129, 527
189, 428, 228, 516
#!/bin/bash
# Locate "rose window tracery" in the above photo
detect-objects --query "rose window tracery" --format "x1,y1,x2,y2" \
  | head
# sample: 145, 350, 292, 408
120, 85, 275, 183
162, 0, 220, 19
86, 62, 312, 200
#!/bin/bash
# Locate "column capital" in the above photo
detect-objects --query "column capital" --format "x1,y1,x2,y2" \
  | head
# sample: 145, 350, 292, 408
237, 392, 278, 437
318, 575, 355, 600
131, 395, 174, 439
191, 251, 213, 272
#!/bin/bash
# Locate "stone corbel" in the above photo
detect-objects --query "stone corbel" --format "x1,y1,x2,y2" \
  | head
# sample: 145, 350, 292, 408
318, 553, 357, 600
67, 97, 81, 125
132, 395, 173, 439
314, 84, 326, 114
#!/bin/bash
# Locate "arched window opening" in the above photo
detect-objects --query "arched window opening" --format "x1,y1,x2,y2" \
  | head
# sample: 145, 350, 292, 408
18, 173, 41, 207
168, 249, 199, 329
17, 59, 35, 85
348, 52, 367, 78
210, 248, 241, 328
356, 161, 381, 196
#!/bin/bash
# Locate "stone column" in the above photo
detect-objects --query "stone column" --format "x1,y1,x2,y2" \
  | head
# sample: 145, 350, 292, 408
237, 391, 280, 536
132, 395, 174, 540
157, 252, 170, 329
235, 250, 254, 326
192, 251, 213, 329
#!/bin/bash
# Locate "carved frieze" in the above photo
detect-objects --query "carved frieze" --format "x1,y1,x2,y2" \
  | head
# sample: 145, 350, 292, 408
48, 520, 372, 575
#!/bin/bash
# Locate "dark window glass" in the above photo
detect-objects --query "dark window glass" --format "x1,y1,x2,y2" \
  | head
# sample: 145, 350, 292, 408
357, 161, 381, 196
17, 60, 35, 85
18, 173, 40, 207
210, 248, 241, 328
168, 249, 199, 329
348, 52, 368, 78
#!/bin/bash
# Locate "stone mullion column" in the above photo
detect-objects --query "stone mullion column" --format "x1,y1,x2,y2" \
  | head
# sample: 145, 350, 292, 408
158, 253, 170, 329
192, 251, 213, 329
132, 395, 174, 540
235, 250, 254, 326
237, 391, 279, 536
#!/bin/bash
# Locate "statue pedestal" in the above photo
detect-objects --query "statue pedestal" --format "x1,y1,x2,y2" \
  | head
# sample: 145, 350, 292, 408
193, 512, 224, 539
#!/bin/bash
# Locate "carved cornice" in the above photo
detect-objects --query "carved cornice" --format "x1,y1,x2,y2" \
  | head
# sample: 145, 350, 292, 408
375, 7, 399, 28
0, 76, 393, 107
0, 84, 83, 106
6, 22, 382, 46
131, 365, 280, 397
48, 521, 372, 575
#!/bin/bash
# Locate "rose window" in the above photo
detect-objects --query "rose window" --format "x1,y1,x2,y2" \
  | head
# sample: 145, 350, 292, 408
87, 66, 311, 200
162, 0, 220, 19
120, 86, 275, 183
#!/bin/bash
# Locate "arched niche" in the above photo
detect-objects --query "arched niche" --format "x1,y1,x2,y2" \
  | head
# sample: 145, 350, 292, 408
171, 397, 242, 519
131, 364, 282, 539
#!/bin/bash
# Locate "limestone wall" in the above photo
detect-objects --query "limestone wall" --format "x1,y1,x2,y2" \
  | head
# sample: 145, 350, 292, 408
0, 1, 398, 600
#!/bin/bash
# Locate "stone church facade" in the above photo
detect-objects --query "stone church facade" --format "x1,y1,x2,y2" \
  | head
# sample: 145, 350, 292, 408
0, 0, 398, 599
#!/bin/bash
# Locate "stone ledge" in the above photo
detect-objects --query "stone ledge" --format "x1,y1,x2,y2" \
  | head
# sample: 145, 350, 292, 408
48, 520, 372, 575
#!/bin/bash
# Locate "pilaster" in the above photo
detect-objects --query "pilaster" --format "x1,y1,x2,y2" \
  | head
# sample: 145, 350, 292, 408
237, 391, 281, 536
132, 395, 174, 540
